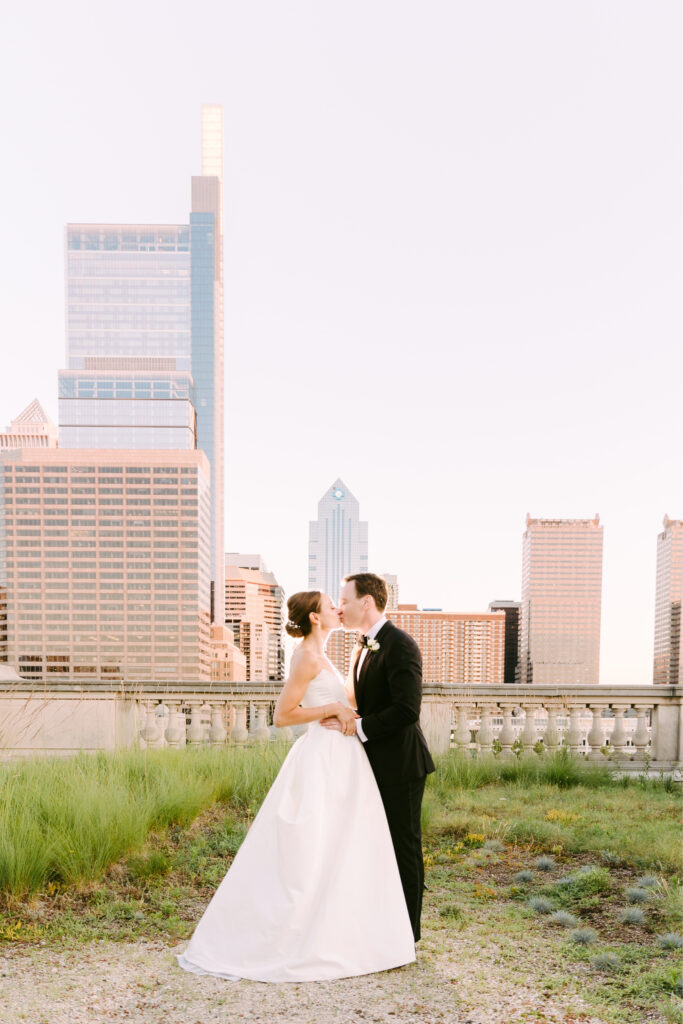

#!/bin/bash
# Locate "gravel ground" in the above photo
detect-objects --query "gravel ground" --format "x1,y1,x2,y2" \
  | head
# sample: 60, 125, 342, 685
0, 935, 614, 1024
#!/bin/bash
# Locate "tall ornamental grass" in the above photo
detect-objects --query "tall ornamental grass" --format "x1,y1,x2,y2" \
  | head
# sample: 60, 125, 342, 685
0, 744, 289, 897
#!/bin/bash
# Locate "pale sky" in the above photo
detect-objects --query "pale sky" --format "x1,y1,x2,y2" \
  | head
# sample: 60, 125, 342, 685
1, 1, 681, 684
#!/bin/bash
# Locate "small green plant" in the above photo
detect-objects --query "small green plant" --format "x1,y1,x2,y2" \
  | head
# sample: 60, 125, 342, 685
535, 855, 555, 871
548, 910, 578, 927
126, 851, 171, 880
658, 933, 683, 950
591, 952, 621, 972
483, 839, 505, 852
528, 896, 554, 914
438, 903, 462, 920
619, 907, 646, 925
626, 886, 652, 904
638, 874, 659, 888
514, 870, 533, 884
569, 927, 598, 945
656, 965, 683, 997
599, 849, 622, 866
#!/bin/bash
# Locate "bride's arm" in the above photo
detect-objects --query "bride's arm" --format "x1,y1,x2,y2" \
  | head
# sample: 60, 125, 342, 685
273, 651, 356, 731
344, 672, 358, 709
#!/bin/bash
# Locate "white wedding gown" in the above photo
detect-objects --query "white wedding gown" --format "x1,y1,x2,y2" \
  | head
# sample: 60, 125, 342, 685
176, 667, 416, 983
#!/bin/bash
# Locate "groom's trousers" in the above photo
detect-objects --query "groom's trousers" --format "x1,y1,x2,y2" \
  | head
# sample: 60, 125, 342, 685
377, 776, 426, 942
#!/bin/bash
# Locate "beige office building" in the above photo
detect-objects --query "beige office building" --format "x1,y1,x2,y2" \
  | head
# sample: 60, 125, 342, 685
225, 554, 285, 681
0, 448, 211, 681
326, 605, 505, 686
210, 623, 247, 682
519, 514, 604, 686
653, 515, 683, 685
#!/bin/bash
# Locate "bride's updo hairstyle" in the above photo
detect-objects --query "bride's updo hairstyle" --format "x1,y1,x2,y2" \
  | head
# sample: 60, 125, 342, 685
285, 591, 322, 638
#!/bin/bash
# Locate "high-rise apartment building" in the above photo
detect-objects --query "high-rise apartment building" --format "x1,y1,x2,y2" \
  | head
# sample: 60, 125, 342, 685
326, 605, 505, 685
0, 449, 211, 681
488, 600, 520, 684
308, 479, 368, 603
225, 554, 285, 681
653, 515, 683, 685
1, 400, 58, 451
58, 106, 224, 624
519, 514, 603, 686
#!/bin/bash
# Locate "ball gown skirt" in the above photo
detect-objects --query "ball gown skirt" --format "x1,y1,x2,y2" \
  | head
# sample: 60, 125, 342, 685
176, 670, 416, 983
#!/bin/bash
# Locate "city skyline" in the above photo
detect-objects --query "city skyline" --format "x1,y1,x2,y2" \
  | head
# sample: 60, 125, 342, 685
1, 3, 680, 684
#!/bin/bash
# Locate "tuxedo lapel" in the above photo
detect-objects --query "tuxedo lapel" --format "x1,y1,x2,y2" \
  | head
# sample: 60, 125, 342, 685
357, 620, 394, 697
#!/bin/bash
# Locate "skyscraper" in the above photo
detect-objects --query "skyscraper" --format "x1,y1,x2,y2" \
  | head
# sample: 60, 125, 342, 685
488, 600, 520, 684
519, 514, 604, 686
225, 554, 285, 681
653, 515, 683, 685
58, 106, 224, 624
382, 573, 399, 611
0, 448, 212, 681
308, 479, 368, 603
1, 400, 58, 450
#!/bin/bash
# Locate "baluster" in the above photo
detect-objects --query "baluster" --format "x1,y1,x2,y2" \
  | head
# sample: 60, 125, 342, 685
609, 705, 629, 759
164, 701, 186, 748
586, 704, 607, 760
633, 705, 651, 761
209, 702, 228, 745
566, 705, 584, 755
186, 700, 204, 746
252, 704, 270, 742
520, 703, 537, 752
477, 704, 495, 754
140, 700, 161, 748
543, 704, 560, 754
497, 704, 516, 760
231, 701, 249, 744
453, 704, 471, 753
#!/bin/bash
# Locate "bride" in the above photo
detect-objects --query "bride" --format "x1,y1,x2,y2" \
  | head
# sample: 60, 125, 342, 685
176, 590, 416, 983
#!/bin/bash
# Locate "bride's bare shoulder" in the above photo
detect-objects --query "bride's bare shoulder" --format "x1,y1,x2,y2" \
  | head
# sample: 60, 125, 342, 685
290, 643, 320, 676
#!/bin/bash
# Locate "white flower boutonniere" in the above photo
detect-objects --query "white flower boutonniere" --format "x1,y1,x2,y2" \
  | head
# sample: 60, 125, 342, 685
359, 635, 380, 652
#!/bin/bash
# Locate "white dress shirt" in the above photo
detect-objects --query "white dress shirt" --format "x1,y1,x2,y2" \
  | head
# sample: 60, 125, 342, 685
355, 615, 387, 743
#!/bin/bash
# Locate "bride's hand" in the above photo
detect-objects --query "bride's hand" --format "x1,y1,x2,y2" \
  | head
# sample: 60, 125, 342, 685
322, 703, 357, 736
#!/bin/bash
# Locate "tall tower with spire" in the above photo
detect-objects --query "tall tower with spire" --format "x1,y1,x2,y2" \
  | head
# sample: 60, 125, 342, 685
308, 479, 368, 603
191, 104, 225, 624
57, 106, 226, 625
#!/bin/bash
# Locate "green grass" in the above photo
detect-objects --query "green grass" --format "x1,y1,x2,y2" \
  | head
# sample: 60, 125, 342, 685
0, 743, 680, 1023
0, 744, 288, 897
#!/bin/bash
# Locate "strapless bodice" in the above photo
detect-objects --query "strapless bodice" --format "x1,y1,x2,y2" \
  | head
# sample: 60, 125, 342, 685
300, 667, 349, 709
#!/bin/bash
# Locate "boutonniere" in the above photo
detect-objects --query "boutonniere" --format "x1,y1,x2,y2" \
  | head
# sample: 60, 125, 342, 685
359, 635, 380, 652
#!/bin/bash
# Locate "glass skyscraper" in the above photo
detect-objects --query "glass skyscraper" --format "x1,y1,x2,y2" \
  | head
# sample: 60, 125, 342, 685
58, 107, 225, 624
308, 478, 368, 604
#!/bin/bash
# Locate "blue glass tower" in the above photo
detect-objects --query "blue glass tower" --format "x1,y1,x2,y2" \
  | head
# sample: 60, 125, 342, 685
57, 107, 226, 624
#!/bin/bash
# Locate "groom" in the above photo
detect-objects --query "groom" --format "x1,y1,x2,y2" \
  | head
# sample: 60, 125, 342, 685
323, 572, 435, 942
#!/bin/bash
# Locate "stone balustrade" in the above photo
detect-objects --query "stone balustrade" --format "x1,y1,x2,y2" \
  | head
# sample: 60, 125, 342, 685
420, 684, 683, 774
0, 678, 681, 774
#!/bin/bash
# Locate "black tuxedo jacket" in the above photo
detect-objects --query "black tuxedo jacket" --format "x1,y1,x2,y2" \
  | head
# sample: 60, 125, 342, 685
355, 620, 435, 787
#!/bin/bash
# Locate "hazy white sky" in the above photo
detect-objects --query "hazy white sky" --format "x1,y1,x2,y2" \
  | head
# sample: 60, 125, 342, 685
1, 1, 681, 684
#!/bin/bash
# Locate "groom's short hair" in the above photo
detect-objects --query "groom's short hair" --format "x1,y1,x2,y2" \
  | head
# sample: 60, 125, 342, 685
344, 573, 388, 613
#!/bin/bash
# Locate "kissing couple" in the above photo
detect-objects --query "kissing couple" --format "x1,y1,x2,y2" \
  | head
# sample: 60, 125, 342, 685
177, 572, 435, 983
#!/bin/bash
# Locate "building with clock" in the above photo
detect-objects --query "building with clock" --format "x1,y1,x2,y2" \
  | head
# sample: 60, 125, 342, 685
308, 478, 368, 603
